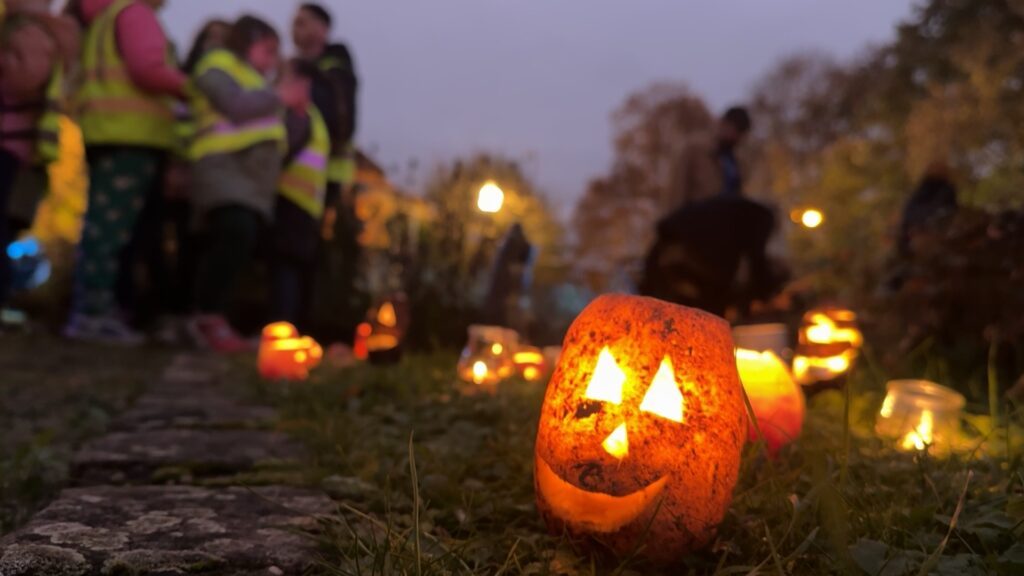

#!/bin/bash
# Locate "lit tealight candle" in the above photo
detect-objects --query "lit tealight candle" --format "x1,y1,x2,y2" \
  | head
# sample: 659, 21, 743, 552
735, 349, 805, 454
876, 380, 964, 454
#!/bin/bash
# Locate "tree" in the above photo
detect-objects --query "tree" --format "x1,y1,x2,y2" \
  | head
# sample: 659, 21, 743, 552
573, 83, 714, 292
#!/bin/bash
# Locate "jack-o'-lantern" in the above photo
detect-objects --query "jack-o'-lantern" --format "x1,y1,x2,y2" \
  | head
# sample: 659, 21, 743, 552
259, 336, 323, 381
365, 294, 410, 365
258, 323, 323, 381
793, 308, 863, 386
735, 349, 805, 455
535, 295, 747, 564
513, 346, 547, 382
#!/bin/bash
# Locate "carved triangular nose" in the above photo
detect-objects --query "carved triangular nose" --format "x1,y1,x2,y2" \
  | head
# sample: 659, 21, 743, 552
602, 422, 628, 459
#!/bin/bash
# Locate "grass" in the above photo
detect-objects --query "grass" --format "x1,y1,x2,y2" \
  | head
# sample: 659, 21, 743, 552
0, 333, 166, 533
245, 352, 1024, 576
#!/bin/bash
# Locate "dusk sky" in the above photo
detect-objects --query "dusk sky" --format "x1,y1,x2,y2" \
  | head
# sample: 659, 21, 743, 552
163, 1, 919, 213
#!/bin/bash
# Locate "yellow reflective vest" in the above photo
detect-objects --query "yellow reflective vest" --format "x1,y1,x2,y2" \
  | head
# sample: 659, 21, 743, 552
189, 49, 285, 161
279, 106, 329, 219
76, 0, 176, 149
35, 65, 63, 164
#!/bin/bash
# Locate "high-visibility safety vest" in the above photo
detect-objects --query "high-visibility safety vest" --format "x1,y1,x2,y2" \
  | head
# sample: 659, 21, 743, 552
35, 65, 63, 164
279, 106, 330, 219
76, 0, 176, 149
189, 49, 285, 160
317, 56, 357, 186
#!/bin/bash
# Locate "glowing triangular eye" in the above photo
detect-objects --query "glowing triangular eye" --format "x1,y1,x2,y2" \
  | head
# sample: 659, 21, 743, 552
639, 357, 685, 423
377, 302, 397, 327
584, 347, 626, 405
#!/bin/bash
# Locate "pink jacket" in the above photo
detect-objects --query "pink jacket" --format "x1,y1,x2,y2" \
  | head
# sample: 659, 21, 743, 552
81, 0, 186, 99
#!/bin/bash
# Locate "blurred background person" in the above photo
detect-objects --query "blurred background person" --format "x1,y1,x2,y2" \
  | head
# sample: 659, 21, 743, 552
666, 106, 752, 212
482, 223, 535, 331
270, 58, 328, 329
898, 161, 958, 258
186, 15, 283, 353
0, 0, 77, 326
639, 195, 787, 318
116, 17, 231, 343
64, 0, 185, 345
292, 2, 362, 336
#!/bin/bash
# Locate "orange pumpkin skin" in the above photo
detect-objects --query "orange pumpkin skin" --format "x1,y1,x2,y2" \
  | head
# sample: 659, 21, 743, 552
534, 295, 747, 564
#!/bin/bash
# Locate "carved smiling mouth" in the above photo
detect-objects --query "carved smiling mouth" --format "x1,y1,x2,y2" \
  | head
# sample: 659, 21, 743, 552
536, 455, 668, 533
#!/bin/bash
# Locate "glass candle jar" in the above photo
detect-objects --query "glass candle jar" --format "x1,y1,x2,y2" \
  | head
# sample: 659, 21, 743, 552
875, 379, 965, 453
457, 325, 519, 385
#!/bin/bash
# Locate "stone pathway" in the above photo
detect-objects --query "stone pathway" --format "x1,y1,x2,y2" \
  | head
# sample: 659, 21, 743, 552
0, 354, 331, 575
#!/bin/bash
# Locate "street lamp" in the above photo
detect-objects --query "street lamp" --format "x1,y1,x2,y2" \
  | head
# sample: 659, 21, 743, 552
477, 181, 505, 214
792, 208, 824, 229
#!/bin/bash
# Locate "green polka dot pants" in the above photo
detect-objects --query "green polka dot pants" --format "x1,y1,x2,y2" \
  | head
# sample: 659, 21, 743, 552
73, 147, 162, 316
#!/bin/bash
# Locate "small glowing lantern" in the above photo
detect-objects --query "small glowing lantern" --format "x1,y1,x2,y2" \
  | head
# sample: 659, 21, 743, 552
457, 325, 518, 386
535, 295, 747, 564
258, 322, 299, 376
259, 335, 323, 381
735, 349, 805, 454
793, 308, 863, 385
876, 380, 964, 454
477, 181, 505, 214
514, 346, 547, 382
364, 294, 410, 365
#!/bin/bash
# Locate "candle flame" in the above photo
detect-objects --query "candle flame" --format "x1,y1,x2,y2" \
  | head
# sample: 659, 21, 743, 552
879, 394, 895, 419
806, 313, 863, 347
901, 410, 934, 451
472, 361, 489, 384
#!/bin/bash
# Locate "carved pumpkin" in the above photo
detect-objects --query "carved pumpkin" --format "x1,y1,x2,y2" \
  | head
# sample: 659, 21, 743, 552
735, 349, 804, 454
534, 294, 747, 564
365, 293, 410, 365
514, 346, 547, 382
793, 308, 862, 385
258, 322, 323, 381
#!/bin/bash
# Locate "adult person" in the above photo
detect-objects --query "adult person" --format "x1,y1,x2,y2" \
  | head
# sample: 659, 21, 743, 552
639, 195, 786, 318
292, 2, 361, 336
665, 106, 752, 212
0, 0, 77, 319
64, 0, 185, 344
292, 2, 357, 209
898, 162, 958, 257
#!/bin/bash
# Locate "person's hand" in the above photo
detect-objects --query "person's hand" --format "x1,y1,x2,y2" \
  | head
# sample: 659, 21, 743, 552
276, 81, 306, 109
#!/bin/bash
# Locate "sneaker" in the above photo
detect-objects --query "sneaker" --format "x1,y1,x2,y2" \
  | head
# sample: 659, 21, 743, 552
187, 314, 249, 354
63, 314, 145, 347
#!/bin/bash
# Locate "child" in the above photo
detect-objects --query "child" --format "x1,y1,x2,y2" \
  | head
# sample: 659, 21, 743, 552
0, 0, 77, 318
187, 15, 284, 353
64, 0, 186, 344
270, 59, 329, 327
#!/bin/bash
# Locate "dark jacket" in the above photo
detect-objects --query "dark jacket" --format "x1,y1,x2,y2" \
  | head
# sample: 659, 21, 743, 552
898, 176, 957, 256
311, 42, 358, 155
640, 195, 781, 317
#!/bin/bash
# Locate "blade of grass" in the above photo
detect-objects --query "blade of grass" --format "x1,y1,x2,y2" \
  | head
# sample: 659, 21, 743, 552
409, 432, 421, 576
915, 470, 973, 576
